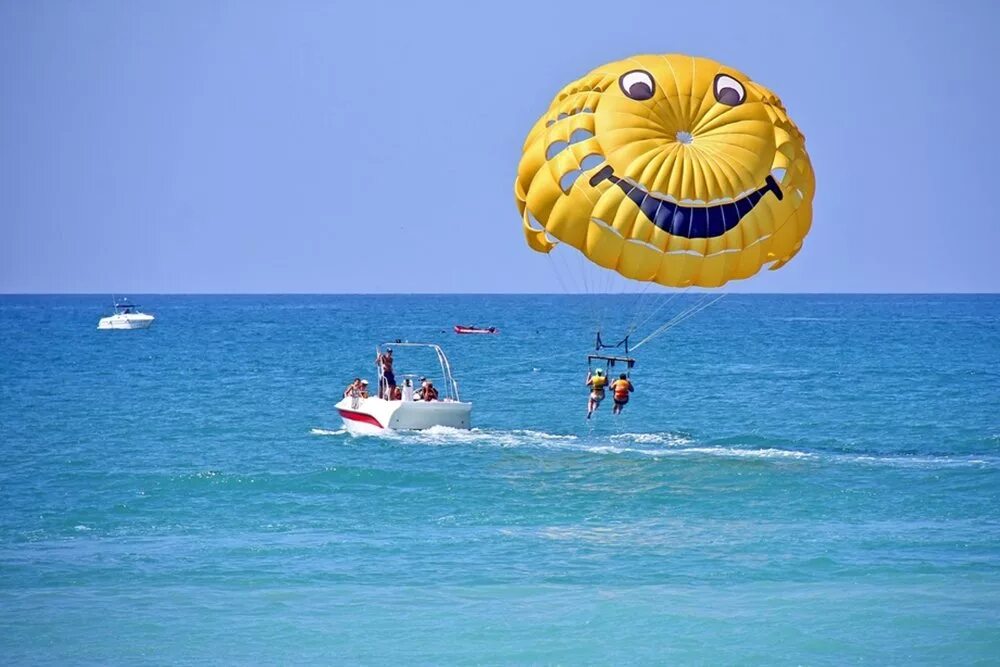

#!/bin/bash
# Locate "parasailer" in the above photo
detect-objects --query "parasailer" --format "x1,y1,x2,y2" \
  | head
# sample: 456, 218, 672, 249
585, 367, 608, 418
514, 53, 814, 414
611, 374, 635, 415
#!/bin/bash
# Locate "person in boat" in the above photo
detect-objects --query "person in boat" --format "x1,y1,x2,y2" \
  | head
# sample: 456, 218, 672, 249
376, 348, 396, 399
390, 385, 402, 401
611, 373, 634, 415
586, 368, 608, 419
422, 380, 439, 402
344, 378, 361, 398
413, 376, 427, 400
360, 379, 370, 399
344, 378, 363, 409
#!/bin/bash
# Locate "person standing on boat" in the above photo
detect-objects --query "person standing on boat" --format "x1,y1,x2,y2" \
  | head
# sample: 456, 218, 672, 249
611, 374, 634, 415
586, 368, 607, 419
344, 378, 363, 409
344, 378, 361, 398
376, 348, 396, 399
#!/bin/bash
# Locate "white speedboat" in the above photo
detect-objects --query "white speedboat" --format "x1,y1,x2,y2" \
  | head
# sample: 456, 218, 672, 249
98, 299, 155, 330
335, 342, 471, 433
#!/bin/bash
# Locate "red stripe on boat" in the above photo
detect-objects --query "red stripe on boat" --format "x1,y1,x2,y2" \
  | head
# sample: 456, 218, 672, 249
337, 408, 383, 428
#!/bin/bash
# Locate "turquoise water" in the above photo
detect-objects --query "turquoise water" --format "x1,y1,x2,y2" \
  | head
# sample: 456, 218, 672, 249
1, 294, 998, 664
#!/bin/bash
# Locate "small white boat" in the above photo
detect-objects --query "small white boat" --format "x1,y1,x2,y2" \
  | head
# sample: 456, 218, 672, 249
98, 299, 155, 330
335, 342, 471, 433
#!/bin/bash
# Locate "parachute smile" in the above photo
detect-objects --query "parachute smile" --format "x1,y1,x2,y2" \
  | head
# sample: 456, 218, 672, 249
588, 165, 783, 240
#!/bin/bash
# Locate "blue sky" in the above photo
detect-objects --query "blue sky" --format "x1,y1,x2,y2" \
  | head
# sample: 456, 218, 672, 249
1, 0, 998, 293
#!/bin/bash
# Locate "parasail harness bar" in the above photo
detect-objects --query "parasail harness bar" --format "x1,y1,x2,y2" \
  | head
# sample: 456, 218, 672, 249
588, 332, 635, 375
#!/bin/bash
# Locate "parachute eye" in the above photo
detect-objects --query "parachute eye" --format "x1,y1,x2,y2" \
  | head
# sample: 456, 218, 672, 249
713, 74, 745, 106
619, 70, 655, 101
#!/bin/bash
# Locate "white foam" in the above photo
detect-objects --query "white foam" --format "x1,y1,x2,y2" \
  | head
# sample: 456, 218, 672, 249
510, 429, 578, 441
316, 422, 999, 470
310, 428, 346, 436
610, 432, 693, 446
843, 454, 996, 469
368, 426, 581, 449
676, 447, 813, 460
579, 444, 812, 460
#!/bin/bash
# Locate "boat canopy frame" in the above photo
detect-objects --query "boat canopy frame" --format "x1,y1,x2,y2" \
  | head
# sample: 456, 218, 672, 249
110, 296, 140, 313
376, 341, 462, 401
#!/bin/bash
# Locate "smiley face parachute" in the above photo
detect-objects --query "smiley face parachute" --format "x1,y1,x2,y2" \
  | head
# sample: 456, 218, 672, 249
514, 53, 814, 357
516, 53, 814, 287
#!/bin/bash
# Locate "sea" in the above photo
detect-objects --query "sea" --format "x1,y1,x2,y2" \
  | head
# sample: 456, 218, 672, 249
0, 294, 998, 665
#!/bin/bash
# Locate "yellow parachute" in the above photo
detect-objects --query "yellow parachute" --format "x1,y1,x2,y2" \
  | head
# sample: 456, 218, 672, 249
515, 54, 814, 288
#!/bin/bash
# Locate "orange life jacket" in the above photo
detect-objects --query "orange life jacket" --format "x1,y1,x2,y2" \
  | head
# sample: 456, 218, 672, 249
612, 379, 631, 400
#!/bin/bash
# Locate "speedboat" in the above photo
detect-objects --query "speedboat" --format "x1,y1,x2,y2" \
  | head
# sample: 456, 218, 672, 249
454, 325, 498, 335
98, 299, 155, 330
335, 342, 471, 432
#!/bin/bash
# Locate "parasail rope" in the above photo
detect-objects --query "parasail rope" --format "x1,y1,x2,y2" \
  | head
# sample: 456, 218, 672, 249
630, 293, 728, 351
627, 286, 691, 336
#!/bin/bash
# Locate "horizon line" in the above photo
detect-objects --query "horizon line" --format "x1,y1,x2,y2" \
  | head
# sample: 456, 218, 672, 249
2, 291, 999, 297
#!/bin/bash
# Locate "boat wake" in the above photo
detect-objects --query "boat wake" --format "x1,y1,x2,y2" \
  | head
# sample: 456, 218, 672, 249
310, 426, 998, 469
310, 428, 347, 436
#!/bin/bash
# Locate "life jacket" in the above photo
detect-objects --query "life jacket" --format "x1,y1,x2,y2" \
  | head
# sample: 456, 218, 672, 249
591, 375, 607, 390
612, 379, 631, 400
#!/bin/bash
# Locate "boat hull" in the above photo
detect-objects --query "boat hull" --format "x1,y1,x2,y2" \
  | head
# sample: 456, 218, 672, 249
98, 314, 155, 330
335, 396, 471, 432
454, 326, 498, 335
